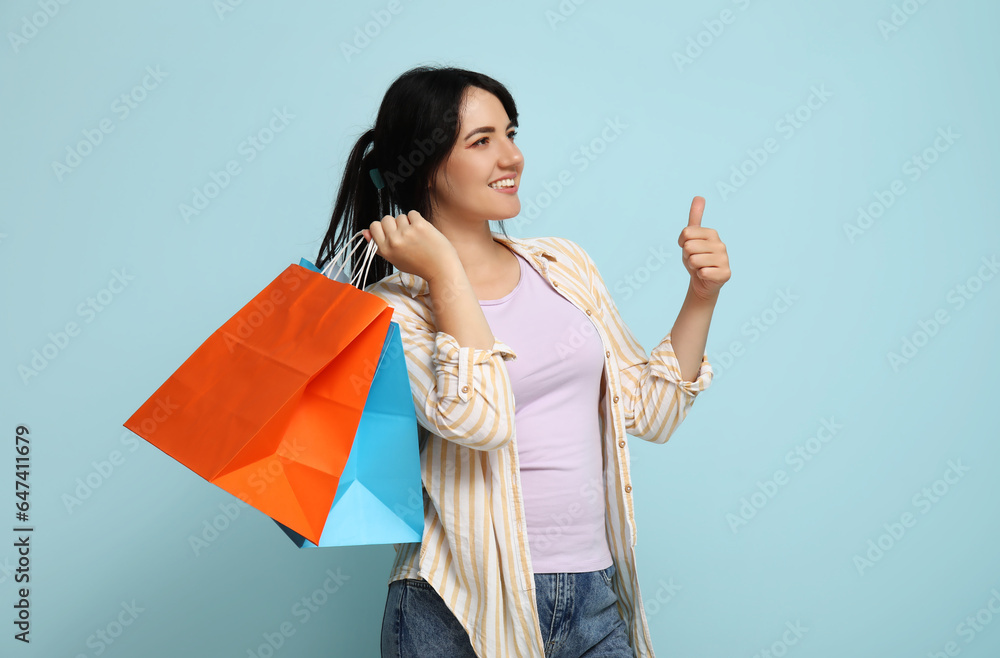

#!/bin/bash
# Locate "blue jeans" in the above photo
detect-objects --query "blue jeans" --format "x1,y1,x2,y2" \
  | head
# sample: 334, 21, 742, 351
380, 564, 633, 657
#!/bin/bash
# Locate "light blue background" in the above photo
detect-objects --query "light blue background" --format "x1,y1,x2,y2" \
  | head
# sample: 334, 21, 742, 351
2, 0, 998, 656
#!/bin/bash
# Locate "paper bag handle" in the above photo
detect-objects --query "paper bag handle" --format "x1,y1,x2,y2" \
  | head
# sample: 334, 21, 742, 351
320, 230, 380, 289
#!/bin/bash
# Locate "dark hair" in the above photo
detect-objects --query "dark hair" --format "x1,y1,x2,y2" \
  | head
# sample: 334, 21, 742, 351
315, 65, 519, 289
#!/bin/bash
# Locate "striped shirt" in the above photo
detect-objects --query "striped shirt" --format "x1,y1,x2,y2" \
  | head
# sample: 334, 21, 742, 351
364, 232, 713, 657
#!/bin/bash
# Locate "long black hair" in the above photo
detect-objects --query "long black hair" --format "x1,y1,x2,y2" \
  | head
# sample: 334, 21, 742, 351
315, 65, 519, 289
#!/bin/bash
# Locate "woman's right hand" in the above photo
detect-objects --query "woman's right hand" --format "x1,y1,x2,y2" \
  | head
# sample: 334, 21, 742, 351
363, 211, 459, 283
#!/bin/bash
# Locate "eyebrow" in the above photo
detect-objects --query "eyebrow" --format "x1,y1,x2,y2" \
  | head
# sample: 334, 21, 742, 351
463, 120, 517, 141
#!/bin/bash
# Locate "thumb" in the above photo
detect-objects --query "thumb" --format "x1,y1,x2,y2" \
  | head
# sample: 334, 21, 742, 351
688, 196, 705, 228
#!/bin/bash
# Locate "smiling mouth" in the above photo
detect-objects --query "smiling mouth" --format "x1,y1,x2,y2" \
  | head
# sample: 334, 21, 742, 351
488, 177, 517, 190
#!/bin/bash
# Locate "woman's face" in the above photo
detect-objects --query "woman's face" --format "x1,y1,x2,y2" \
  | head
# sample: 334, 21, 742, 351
429, 87, 523, 227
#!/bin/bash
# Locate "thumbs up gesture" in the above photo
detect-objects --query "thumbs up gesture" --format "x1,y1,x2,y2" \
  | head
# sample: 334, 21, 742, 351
678, 196, 730, 301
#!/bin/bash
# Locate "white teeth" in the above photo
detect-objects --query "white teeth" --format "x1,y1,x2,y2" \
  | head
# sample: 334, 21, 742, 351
489, 178, 515, 188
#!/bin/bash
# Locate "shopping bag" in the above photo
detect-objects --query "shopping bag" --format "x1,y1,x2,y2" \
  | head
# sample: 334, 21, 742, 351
123, 232, 392, 545
274, 261, 423, 547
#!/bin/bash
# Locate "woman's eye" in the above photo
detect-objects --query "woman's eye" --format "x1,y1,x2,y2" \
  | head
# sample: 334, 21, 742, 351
474, 130, 517, 146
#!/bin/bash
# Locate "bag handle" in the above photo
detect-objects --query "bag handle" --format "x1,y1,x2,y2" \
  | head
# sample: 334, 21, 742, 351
320, 230, 380, 289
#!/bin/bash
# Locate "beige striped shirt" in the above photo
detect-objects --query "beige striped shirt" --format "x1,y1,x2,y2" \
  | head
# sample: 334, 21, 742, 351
364, 232, 713, 657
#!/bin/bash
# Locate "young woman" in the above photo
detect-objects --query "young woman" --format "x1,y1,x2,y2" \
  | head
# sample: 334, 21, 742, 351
315, 65, 729, 658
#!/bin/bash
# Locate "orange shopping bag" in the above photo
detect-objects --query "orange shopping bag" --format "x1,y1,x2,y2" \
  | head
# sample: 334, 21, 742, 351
124, 236, 392, 545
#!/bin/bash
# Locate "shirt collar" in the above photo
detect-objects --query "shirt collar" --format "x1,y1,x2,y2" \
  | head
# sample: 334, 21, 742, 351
398, 232, 557, 298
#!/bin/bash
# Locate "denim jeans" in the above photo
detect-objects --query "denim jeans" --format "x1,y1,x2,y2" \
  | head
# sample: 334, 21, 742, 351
380, 563, 633, 657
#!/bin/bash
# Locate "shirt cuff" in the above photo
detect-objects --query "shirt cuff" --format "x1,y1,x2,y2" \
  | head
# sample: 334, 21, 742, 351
432, 331, 518, 403
648, 332, 713, 396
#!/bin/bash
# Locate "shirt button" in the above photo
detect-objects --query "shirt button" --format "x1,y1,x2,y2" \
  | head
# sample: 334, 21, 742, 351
618, 440, 625, 448
624, 484, 632, 493
606, 350, 610, 358
461, 385, 469, 393
585, 309, 592, 315
553, 281, 559, 287
613, 395, 619, 403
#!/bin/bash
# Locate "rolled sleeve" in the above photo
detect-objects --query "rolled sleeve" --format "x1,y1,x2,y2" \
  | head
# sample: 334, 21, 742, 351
433, 331, 518, 404
364, 280, 520, 451
566, 238, 714, 444
648, 332, 713, 397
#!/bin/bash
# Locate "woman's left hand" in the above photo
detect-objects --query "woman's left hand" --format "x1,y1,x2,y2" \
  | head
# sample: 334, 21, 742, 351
678, 196, 731, 301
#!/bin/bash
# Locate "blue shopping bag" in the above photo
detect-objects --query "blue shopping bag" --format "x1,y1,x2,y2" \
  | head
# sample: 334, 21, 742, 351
273, 256, 423, 547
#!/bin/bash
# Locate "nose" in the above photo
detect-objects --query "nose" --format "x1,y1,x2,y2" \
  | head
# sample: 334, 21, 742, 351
499, 139, 523, 167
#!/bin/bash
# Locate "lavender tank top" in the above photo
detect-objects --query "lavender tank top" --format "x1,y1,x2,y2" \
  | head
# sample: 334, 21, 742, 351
479, 250, 613, 573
